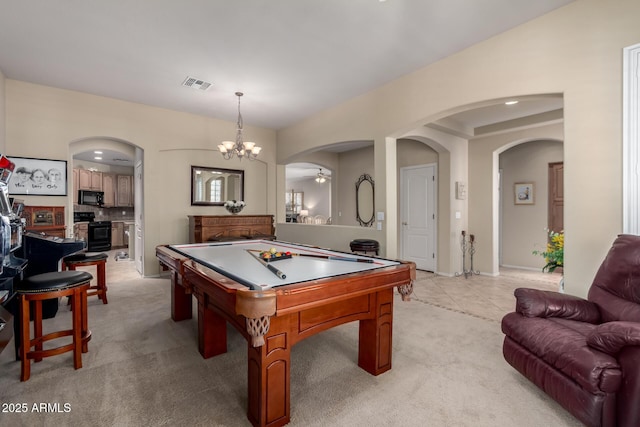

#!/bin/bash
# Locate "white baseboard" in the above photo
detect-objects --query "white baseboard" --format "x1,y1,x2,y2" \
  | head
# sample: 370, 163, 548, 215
500, 264, 543, 272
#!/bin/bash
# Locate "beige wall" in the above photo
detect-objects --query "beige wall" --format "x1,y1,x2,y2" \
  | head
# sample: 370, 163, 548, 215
337, 146, 375, 226
5, 80, 277, 276
500, 140, 564, 269
277, 0, 640, 297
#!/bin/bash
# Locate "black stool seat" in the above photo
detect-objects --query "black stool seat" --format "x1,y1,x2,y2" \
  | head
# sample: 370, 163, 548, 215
64, 253, 109, 264
349, 239, 380, 255
17, 271, 94, 294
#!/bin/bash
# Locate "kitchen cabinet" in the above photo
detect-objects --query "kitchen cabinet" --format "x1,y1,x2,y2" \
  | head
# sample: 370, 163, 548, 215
116, 175, 133, 207
102, 173, 116, 207
77, 169, 103, 191
111, 221, 125, 247
74, 222, 89, 242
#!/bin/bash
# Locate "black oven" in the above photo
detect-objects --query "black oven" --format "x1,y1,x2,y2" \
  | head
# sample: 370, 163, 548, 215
88, 221, 112, 252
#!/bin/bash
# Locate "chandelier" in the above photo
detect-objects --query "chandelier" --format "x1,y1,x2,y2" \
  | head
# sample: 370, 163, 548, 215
218, 92, 262, 160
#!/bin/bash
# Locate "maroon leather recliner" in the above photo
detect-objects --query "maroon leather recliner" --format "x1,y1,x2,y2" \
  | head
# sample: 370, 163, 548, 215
502, 234, 640, 427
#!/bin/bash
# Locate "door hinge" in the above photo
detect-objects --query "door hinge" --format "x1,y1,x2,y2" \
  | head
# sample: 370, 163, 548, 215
432, 253, 435, 259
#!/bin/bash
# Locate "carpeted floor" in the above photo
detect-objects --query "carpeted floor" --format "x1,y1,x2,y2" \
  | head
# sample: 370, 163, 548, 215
0, 273, 582, 427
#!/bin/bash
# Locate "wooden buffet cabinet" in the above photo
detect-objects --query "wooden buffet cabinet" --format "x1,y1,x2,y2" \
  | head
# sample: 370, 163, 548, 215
22, 205, 66, 238
188, 215, 275, 243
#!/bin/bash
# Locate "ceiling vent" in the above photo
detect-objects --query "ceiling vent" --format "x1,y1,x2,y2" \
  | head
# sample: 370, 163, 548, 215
182, 76, 212, 91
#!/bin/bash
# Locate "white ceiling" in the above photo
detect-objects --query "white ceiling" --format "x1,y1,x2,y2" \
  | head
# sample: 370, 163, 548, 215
73, 149, 135, 167
0, 0, 574, 134
287, 163, 333, 181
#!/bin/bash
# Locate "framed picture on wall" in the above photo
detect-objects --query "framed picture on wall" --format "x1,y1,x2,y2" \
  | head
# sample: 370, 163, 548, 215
514, 182, 534, 205
7, 156, 68, 196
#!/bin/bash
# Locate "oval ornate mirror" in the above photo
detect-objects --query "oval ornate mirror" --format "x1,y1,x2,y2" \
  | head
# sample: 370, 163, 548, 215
355, 174, 375, 227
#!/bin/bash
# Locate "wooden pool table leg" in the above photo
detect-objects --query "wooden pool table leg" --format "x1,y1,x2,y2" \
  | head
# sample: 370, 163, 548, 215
196, 291, 227, 358
358, 288, 394, 375
246, 315, 291, 427
171, 271, 192, 321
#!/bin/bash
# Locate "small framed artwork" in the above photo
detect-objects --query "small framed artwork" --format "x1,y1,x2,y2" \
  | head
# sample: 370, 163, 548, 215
7, 156, 68, 196
514, 182, 534, 205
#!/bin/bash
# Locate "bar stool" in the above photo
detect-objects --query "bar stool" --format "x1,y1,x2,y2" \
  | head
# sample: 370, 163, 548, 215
62, 253, 108, 304
16, 270, 93, 381
349, 239, 380, 255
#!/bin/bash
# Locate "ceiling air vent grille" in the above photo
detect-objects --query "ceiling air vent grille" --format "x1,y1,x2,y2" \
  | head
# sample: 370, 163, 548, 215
182, 76, 212, 91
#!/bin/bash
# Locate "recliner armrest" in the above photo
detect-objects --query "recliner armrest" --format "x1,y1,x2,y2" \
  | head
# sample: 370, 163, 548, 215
587, 321, 640, 355
514, 288, 601, 322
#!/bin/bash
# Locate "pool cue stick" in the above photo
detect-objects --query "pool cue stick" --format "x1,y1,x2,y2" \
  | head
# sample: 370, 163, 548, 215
246, 250, 287, 279
291, 253, 374, 263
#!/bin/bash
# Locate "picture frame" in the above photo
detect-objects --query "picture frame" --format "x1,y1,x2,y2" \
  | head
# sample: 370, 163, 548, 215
7, 157, 68, 196
514, 182, 534, 205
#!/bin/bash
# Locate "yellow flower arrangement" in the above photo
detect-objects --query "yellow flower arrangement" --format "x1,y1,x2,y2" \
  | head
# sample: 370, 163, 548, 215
533, 230, 564, 273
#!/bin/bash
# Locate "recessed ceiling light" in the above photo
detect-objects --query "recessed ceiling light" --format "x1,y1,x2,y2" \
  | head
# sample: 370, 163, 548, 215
505, 100, 519, 105
94, 157, 102, 160
94, 150, 103, 154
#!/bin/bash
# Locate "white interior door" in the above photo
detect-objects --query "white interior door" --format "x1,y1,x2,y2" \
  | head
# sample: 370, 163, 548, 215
401, 164, 436, 271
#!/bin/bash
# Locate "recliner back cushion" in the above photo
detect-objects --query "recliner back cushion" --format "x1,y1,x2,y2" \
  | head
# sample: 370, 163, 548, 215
588, 234, 640, 322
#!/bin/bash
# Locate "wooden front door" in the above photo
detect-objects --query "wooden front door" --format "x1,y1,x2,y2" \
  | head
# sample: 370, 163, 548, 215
548, 162, 564, 233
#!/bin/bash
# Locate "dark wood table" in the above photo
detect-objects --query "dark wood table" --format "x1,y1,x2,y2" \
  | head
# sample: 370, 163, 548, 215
156, 240, 414, 427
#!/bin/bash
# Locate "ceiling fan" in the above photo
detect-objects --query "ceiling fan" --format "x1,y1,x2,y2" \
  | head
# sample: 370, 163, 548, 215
315, 168, 330, 183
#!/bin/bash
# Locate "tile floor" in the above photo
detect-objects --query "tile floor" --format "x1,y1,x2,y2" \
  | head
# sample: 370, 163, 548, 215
411, 267, 561, 322
94, 249, 560, 323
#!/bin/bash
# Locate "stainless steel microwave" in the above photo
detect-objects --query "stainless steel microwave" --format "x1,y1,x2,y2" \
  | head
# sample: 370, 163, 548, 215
78, 190, 104, 206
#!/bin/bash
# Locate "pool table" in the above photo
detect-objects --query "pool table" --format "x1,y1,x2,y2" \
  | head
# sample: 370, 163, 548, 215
156, 240, 415, 427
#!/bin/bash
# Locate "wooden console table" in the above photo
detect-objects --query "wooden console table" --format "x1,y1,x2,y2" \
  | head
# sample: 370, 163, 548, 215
188, 215, 275, 243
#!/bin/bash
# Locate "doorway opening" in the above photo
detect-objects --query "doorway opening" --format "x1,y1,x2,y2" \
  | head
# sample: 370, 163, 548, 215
69, 137, 144, 276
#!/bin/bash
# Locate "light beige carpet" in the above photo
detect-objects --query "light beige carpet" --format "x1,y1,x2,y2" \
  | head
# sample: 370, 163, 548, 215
0, 276, 582, 427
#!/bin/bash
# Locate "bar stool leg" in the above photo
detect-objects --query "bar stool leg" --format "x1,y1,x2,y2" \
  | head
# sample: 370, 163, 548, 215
81, 288, 89, 353
19, 296, 31, 382
97, 261, 107, 304
65, 263, 76, 307
33, 300, 43, 363
72, 290, 82, 369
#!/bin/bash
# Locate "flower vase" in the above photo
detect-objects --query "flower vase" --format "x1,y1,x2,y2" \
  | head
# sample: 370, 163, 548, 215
559, 276, 565, 293
225, 206, 243, 215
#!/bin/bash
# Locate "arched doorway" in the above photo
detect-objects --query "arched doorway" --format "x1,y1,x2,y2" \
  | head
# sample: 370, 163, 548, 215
69, 137, 144, 275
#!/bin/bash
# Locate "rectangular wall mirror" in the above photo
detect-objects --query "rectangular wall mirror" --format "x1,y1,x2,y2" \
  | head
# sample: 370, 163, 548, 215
191, 166, 244, 206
